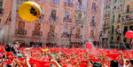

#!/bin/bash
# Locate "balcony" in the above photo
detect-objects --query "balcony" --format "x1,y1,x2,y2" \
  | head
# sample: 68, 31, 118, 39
63, 17, 72, 22
15, 29, 27, 36
49, 16, 57, 22
32, 31, 42, 37
103, 23, 110, 29
71, 37, 82, 43
124, 12, 133, 22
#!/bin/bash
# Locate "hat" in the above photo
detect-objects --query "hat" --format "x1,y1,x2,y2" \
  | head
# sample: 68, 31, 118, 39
93, 62, 102, 67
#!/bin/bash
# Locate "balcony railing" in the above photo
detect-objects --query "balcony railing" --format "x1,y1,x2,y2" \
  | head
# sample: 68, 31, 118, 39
32, 31, 42, 37
71, 38, 82, 43
124, 12, 133, 22
15, 29, 27, 36
63, 17, 72, 22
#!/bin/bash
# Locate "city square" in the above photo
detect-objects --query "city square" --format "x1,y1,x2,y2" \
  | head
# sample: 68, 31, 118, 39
0, 0, 132, 67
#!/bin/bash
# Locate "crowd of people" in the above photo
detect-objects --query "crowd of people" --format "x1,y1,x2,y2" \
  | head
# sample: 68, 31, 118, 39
0, 42, 132, 67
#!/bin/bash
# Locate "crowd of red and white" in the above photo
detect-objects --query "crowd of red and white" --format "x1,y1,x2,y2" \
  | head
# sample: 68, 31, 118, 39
0, 43, 133, 67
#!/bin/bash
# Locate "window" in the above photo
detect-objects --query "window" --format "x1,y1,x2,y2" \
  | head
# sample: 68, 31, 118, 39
91, 16, 96, 26
16, 20, 27, 35
77, 0, 83, 11
91, 2, 97, 12
62, 31, 70, 37
91, 30, 94, 38
118, 14, 121, 22
0, 0, 3, 14
111, 25, 114, 34
126, 5, 130, 13
113, 6, 116, 11
47, 25, 56, 43
64, 11, 69, 20
32, 23, 42, 36
130, 26, 133, 31
50, 9, 57, 21
123, 26, 128, 35
116, 25, 121, 35
64, 0, 73, 7
52, 0, 60, 5
112, 15, 115, 23
75, 27, 81, 38
63, 11, 72, 22
78, 0, 82, 5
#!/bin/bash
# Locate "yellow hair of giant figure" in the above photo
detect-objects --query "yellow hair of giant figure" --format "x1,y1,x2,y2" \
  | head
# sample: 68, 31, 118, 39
18, 1, 42, 22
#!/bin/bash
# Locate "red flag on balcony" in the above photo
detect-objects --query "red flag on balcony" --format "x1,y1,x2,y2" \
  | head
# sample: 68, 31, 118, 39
125, 30, 133, 39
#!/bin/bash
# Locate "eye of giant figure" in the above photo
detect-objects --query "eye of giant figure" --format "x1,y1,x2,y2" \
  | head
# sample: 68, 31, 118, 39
30, 7, 37, 16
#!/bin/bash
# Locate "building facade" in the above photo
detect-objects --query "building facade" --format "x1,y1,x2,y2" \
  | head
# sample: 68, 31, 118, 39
122, 0, 133, 45
0, 0, 13, 43
0, 0, 104, 47
101, 0, 112, 48
87, 0, 104, 44
102, 0, 125, 48
102, 0, 133, 48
